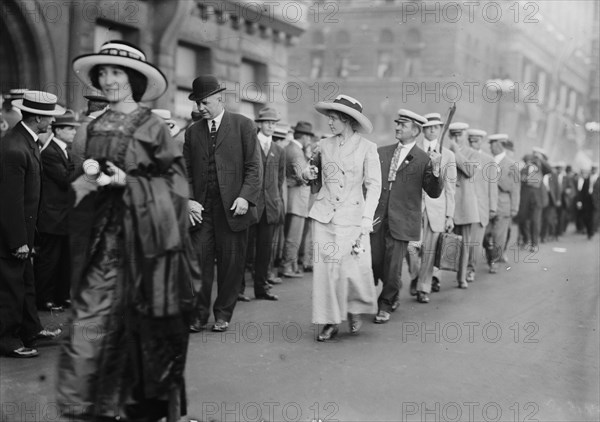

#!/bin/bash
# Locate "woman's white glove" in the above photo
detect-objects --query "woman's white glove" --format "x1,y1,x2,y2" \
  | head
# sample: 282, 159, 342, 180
360, 217, 373, 236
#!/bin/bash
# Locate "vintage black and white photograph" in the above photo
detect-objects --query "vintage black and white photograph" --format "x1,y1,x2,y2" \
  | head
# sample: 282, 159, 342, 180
0, 0, 599, 421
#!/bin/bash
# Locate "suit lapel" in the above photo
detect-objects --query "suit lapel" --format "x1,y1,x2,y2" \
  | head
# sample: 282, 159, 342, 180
18, 124, 41, 165
215, 111, 230, 150
396, 144, 417, 174
50, 140, 68, 166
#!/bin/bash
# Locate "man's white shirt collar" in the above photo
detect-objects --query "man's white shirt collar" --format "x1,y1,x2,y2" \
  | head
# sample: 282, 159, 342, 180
206, 109, 225, 131
257, 131, 272, 152
494, 151, 506, 164
20, 121, 39, 143
423, 138, 438, 151
291, 139, 303, 150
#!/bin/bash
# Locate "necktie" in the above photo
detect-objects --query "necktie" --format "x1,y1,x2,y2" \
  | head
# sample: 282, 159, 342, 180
65, 144, 72, 160
210, 120, 217, 149
428, 146, 432, 153
388, 144, 405, 182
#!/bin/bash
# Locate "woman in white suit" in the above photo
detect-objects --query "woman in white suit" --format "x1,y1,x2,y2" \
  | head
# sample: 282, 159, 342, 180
303, 95, 381, 341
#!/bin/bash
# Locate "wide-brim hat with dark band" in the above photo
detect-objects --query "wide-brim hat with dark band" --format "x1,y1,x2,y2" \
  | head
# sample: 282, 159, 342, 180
292, 121, 314, 136
52, 109, 80, 127
188, 75, 226, 102
255, 106, 280, 122
315, 94, 373, 134
72, 40, 168, 102
395, 109, 427, 126
13, 90, 66, 116
3, 88, 28, 101
422, 112, 444, 128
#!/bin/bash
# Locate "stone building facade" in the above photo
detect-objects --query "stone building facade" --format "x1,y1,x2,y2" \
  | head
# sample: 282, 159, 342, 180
0, 0, 306, 126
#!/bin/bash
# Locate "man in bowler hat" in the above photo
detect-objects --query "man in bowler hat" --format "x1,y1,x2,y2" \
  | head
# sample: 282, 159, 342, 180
184, 75, 262, 332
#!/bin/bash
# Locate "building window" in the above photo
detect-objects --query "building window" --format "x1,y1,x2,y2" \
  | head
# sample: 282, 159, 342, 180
240, 58, 267, 117
336, 53, 350, 78
336, 30, 350, 45
174, 44, 212, 120
377, 51, 393, 78
380, 29, 394, 44
94, 21, 138, 52
310, 51, 324, 79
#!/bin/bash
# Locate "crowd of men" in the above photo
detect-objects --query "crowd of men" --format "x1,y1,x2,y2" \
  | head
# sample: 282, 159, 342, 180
1, 84, 599, 355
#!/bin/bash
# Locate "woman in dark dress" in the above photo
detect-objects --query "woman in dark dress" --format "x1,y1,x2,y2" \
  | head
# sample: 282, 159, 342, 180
57, 40, 198, 421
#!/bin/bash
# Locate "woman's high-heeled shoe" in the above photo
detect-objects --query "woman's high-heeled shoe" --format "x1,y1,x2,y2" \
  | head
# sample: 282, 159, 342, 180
317, 324, 339, 342
348, 313, 362, 335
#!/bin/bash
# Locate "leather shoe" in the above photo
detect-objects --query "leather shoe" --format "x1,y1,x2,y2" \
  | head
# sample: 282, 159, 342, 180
267, 277, 282, 285
37, 328, 62, 340
458, 280, 468, 289
466, 269, 475, 282
317, 324, 338, 342
282, 271, 303, 278
303, 265, 313, 272
189, 318, 207, 333
409, 278, 418, 296
391, 296, 400, 312
38, 302, 64, 312
255, 292, 278, 301
431, 277, 440, 293
237, 294, 251, 302
489, 263, 497, 274
212, 320, 229, 332
374, 310, 391, 324
3, 347, 39, 358
348, 314, 362, 335
416, 291, 430, 303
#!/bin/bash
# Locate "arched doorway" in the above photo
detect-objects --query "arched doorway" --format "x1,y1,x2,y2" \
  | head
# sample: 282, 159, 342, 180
0, 0, 47, 93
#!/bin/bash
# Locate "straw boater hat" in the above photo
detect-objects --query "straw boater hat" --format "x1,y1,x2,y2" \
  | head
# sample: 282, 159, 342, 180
52, 109, 80, 127
315, 94, 373, 134
422, 112, 444, 128
488, 133, 509, 143
467, 129, 487, 138
72, 40, 168, 102
394, 109, 427, 126
3, 88, 28, 101
449, 122, 469, 132
255, 107, 280, 122
13, 91, 66, 116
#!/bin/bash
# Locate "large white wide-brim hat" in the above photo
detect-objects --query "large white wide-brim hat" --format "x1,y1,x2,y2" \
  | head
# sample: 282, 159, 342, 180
13, 90, 66, 116
315, 94, 373, 134
72, 40, 167, 102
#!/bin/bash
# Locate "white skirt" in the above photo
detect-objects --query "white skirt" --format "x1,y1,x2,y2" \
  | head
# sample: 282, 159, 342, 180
311, 220, 377, 324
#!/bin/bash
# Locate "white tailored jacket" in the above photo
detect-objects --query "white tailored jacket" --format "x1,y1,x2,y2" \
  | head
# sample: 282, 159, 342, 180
309, 132, 381, 226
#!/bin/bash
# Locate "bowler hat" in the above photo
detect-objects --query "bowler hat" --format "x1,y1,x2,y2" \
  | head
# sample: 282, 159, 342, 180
13, 91, 66, 116
255, 107, 280, 122
52, 109, 80, 127
188, 75, 226, 102
293, 121, 314, 136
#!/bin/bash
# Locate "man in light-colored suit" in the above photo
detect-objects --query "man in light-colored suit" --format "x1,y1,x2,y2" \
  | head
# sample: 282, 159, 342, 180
485, 134, 520, 273
371, 109, 442, 323
280, 121, 313, 278
448, 124, 486, 288
463, 129, 498, 283
411, 113, 457, 304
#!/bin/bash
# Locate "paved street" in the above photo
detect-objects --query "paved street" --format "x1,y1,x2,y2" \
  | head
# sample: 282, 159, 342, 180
1, 229, 599, 422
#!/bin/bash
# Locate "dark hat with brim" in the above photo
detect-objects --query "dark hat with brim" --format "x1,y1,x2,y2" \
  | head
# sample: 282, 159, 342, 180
315, 94, 373, 134
255, 106, 280, 122
188, 75, 226, 102
13, 91, 66, 116
52, 109, 80, 127
293, 121, 314, 136
72, 40, 168, 102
